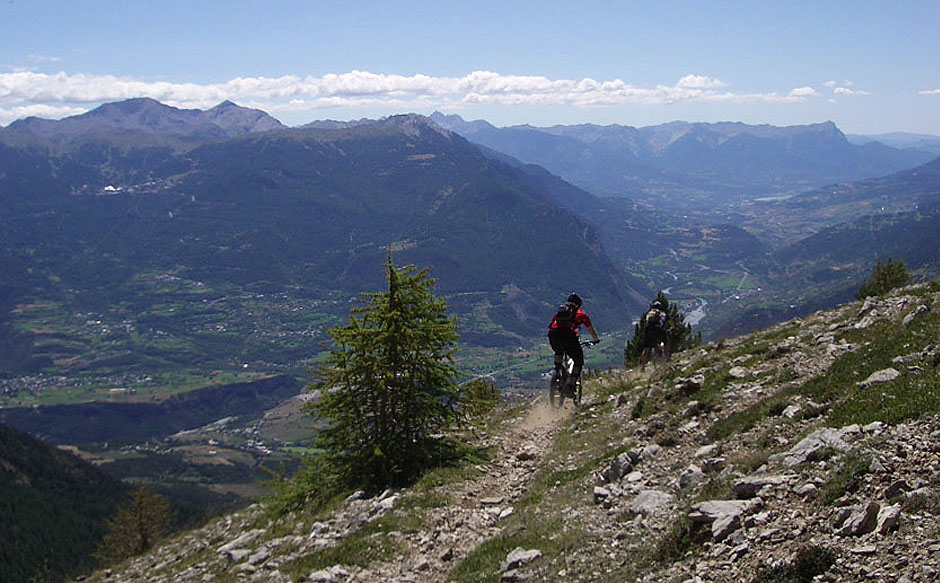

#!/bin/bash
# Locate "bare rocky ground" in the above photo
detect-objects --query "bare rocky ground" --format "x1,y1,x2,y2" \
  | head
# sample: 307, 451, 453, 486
80, 282, 940, 583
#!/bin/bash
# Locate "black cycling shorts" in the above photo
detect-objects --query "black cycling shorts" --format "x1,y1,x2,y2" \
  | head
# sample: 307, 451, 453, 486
643, 326, 667, 349
548, 328, 584, 369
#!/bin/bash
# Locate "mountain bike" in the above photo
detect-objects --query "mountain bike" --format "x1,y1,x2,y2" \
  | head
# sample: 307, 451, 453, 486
641, 339, 670, 371
549, 340, 595, 408
653, 340, 669, 363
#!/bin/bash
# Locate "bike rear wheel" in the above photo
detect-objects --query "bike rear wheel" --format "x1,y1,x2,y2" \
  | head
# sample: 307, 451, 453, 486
549, 371, 568, 408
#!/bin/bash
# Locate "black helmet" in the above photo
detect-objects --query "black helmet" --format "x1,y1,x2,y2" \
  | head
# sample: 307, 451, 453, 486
652, 300, 665, 309
567, 293, 582, 307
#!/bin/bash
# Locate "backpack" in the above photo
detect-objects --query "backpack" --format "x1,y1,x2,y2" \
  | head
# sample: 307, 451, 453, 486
645, 308, 665, 329
555, 302, 578, 327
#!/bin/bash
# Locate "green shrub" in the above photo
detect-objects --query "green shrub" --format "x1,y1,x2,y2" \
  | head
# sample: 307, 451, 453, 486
751, 544, 837, 583
653, 514, 694, 564
818, 451, 870, 504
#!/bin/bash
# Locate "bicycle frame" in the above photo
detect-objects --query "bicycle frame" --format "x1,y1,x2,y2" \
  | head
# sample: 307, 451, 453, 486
549, 340, 593, 408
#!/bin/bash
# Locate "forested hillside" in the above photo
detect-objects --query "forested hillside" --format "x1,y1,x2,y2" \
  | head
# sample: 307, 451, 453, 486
0, 422, 128, 583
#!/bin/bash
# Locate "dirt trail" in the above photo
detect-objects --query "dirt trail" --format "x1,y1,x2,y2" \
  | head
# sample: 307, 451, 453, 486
345, 395, 574, 582
518, 396, 575, 431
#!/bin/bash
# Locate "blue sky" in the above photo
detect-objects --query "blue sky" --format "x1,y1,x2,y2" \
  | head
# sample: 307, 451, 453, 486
2, 0, 939, 134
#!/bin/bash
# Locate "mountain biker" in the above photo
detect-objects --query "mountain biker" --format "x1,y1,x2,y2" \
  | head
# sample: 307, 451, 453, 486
548, 293, 600, 393
640, 299, 671, 370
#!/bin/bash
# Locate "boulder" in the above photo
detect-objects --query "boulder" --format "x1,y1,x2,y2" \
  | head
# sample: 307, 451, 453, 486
877, 504, 901, 534
777, 428, 851, 467
500, 548, 542, 572
309, 566, 350, 582
679, 465, 706, 489
858, 368, 901, 389
732, 474, 790, 499
640, 444, 662, 461
675, 374, 705, 395
689, 499, 763, 540
600, 452, 635, 484
217, 528, 266, 560
711, 514, 740, 542
836, 502, 880, 537
630, 490, 675, 516
695, 444, 720, 458
903, 304, 931, 326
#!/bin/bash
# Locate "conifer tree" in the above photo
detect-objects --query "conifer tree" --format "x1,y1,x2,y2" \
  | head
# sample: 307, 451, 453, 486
624, 291, 700, 366
856, 258, 912, 300
308, 255, 461, 491
95, 485, 172, 563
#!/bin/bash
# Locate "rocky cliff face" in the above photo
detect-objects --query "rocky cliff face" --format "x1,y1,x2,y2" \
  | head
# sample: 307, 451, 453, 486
79, 281, 940, 582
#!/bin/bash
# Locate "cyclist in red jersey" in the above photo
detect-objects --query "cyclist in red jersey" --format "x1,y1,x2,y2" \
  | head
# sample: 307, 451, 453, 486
548, 293, 600, 392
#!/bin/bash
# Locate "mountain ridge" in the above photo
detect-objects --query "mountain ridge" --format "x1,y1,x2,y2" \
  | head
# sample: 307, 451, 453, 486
431, 112, 936, 210
2, 98, 285, 148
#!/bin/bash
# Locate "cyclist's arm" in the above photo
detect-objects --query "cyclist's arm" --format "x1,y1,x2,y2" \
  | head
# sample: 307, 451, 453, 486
585, 323, 600, 343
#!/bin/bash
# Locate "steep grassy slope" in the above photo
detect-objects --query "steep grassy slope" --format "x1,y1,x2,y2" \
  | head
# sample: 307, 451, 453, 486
79, 279, 940, 582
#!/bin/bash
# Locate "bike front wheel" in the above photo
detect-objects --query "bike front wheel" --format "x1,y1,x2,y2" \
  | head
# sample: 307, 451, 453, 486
549, 380, 560, 408
549, 372, 567, 408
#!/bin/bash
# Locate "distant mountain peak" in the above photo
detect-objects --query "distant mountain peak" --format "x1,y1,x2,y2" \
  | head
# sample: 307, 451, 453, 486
3, 98, 285, 144
300, 114, 454, 140
429, 112, 497, 135
383, 113, 453, 138
202, 100, 285, 135
91, 96, 166, 112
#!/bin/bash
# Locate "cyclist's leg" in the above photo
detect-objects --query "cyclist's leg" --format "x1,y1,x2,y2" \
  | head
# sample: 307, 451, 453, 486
655, 330, 668, 363
548, 329, 565, 382
565, 332, 585, 391
641, 332, 655, 370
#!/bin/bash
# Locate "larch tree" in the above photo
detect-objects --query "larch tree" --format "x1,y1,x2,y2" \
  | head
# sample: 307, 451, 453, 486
308, 255, 461, 491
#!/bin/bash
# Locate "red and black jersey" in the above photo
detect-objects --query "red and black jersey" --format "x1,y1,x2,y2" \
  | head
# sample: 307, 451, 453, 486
549, 309, 592, 334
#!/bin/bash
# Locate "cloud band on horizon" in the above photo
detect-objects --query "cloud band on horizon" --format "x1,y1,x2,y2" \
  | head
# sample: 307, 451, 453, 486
0, 70, 855, 125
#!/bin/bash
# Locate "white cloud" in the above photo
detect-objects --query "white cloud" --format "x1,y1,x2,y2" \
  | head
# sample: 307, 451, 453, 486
0, 70, 823, 124
0, 103, 87, 125
825, 79, 869, 97
919, 89, 940, 95
675, 75, 728, 89
833, 87, 871, 96
789, 87, 817, 98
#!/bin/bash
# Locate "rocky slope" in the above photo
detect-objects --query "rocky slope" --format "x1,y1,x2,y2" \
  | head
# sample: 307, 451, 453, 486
78, 280, 940, 582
